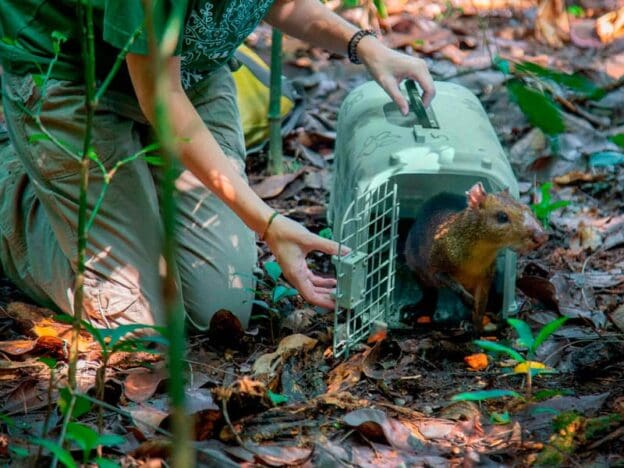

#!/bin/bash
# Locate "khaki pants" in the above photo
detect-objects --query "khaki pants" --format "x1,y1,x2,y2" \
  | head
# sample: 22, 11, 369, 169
0, 66, 256, 330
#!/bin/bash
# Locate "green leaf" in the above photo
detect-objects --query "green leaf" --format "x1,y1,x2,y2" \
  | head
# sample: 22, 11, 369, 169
32, 74, 46, 89
507, 80, 564, 135
1, 37, 17, 46
264, 261, 282, 283
473, 340, 525, 362
507, 318, 534, 349
98, 324, 162, 349
534, 389, 575, 401
566, 5, 584, 17
9, 446, 30, 458
143, 155, 164, 166
38, 357, 58, 369
589, 151, 624, 167
341, 0, 361, 8
95, 458, 121, 468
318, 227, 333, 239
451, 389, 521, 402
490, 411, 511, 425
609, 134, 624, 149
66, 422, 99, 462
28, 133, 51, 144
32, 438, 77, 468
96, 433, 126, 448
272, 285, 298, 303
373, 0, 388, 18
251, 299, 271, 310
493, 56, 511, 75
515, 61, 602, 98
267, 390, 289, 405
58, 387, 92, 419
531, 316, 568, 353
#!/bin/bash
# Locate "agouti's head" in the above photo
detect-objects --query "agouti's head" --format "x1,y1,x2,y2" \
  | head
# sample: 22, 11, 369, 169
466, 182, 548, 252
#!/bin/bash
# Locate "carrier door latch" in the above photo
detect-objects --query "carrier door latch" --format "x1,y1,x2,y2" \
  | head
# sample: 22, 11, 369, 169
333, 251, 367, 309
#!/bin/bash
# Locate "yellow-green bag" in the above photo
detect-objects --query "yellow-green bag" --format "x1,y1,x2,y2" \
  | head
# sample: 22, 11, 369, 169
232, 44, 303, 152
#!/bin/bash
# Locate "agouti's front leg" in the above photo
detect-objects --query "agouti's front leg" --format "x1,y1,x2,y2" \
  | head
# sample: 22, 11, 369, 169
472, 269, 494, 334
434, 272, 475, 308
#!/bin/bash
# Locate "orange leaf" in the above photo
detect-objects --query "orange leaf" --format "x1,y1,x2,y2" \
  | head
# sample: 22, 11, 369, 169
416, 316, 432, 324
464, 353, 489, 371
367, 329, 387, 344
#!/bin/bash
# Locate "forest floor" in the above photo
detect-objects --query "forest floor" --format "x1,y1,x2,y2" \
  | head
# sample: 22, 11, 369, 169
1, 1, 624, 466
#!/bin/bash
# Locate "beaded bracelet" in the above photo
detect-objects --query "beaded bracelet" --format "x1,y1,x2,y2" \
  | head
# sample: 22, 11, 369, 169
261, 211, 280, 241
347, 29, 377, 64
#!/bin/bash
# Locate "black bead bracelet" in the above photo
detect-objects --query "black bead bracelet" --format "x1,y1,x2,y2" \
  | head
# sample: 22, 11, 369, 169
347, 29, 377, 65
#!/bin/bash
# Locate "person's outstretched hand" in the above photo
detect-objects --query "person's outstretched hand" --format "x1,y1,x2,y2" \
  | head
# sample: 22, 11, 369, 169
263, 215, 347, 309
358, 35, 436, 113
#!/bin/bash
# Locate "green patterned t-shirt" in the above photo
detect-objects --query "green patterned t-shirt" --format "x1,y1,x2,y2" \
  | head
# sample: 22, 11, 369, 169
0, 0, 275, 91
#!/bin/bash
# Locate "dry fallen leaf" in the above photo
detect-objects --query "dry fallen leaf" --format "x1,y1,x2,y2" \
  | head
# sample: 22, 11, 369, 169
535, 0, 570, 47
513, 361, 549, 374
124, 366, 168, 403
464, 353, 489, 371
253, 334, 318, 376
251, 169, 305, 199
596, 7, 624, 44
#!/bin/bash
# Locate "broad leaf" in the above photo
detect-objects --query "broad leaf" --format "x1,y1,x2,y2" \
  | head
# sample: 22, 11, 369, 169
609, 134, 624, 149
58, 387, 92, 419
589, 151, 624, 167
95, 459, 121, 468
67, 422, 99, 462
507, 318, 534, 349
264, 261, 282, 283
28, 133, 51, 144
451, 389, 521, 402
318, 227, 333, 239
96, 433, 126, 448
515, 61, 602, 98
507, 80, 564, 135
473, 340, 525, 362
38, 357, 58, 369
33, 438, 77, 468
531, 316, 568, 353
272, 285, 298, 303
490, 411, 511, 424
267, 390, 289, 405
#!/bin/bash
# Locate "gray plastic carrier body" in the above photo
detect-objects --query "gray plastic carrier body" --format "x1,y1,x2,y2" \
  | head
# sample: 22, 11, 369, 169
329, 80, 519, 357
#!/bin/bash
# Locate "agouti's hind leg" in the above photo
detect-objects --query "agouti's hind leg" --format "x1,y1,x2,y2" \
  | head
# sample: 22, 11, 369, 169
434, 272, 474, 308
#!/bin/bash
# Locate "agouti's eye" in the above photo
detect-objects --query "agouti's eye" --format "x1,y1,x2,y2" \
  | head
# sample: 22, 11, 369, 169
496, 211, 510, 224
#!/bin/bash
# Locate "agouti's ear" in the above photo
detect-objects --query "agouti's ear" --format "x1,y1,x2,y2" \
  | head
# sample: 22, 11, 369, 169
466, 182, 487, 209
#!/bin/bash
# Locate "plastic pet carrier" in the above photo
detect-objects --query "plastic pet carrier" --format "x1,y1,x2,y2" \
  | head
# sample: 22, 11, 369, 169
329, 80, 520, 357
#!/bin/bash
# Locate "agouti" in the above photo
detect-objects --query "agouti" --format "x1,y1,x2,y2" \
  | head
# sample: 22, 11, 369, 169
405, 182, 547, 332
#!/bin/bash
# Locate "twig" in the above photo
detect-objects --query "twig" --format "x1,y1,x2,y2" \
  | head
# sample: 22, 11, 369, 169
221, 398, 252, 452
587, 425, 624, 450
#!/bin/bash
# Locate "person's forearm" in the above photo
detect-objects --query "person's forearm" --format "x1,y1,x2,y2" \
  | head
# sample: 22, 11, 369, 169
169, 94, 274, 235
126, 54, 273, 236
265, 0, 382, 59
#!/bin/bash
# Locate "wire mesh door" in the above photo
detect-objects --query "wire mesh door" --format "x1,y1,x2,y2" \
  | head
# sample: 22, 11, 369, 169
332, 181, 399, 358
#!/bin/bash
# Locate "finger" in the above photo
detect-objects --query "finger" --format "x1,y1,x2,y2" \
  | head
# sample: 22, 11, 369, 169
297, 278, 335, 310
305, 234, 349, 256
312, 275, 337, 288
410, 66, 436, 108
380, 76, 409, 116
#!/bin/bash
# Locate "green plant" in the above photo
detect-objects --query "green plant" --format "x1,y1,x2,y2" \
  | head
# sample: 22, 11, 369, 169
494, 58, 605, 153
566, 5, 585, 17
530, 182, 571, 226
251, 261, 299, 316
474, 316, 568, 396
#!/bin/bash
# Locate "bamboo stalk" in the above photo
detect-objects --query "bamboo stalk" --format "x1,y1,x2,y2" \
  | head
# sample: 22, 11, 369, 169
143, 1, 194, 466
268, 28, 284, 175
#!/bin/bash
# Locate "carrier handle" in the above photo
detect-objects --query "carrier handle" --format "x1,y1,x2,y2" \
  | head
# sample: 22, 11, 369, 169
405, 80, 438, 129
